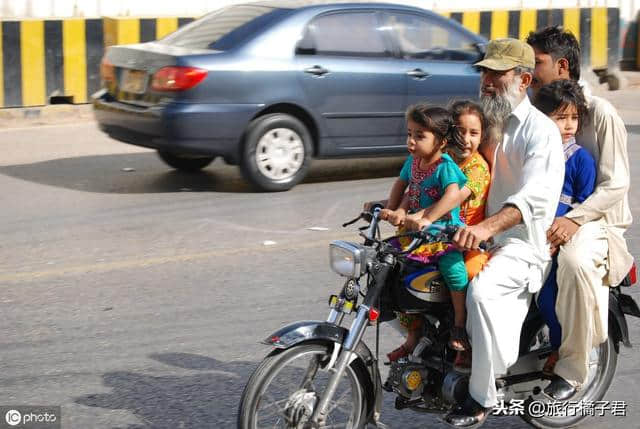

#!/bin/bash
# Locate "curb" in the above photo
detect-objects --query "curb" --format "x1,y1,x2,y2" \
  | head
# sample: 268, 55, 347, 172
0, 104, 94, 128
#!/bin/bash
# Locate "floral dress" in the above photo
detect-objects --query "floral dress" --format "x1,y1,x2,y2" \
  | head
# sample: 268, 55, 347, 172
458, 151, 491, 227
394, 154, 469, 330
456, 151, 491, 279
396, 153, 467, 264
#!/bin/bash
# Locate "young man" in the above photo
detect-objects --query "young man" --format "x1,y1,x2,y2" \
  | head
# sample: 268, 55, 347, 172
527, 26, 632, 400
445, 38, 564, 427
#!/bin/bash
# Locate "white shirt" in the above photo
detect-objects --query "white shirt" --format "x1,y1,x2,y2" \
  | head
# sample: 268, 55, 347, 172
484, 96, 565, 289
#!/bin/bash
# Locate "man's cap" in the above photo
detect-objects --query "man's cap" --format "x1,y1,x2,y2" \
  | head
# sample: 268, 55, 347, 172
474, 38, 535, 71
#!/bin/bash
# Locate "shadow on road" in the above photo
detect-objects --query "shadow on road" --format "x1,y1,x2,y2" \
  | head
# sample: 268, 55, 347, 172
75, 352, 259, 428
73, 351, 533, 429
0, 152, 405, 194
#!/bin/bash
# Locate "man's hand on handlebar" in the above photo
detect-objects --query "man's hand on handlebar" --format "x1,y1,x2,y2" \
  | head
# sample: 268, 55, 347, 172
380, 208, 406, 227
453, 224, 491, 251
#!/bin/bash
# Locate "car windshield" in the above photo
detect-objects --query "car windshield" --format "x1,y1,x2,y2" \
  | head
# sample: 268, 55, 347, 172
158, 5, 289, 50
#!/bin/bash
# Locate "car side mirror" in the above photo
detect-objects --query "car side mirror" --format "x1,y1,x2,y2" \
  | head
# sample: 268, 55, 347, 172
473, 42, 487, 62
295, 27, 316, 55
472, 42, 486, 69
473, 42, 487, 56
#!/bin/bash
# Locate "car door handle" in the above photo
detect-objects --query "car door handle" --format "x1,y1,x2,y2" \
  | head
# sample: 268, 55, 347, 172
406, 69, 430, 79
304, 65, 329, 76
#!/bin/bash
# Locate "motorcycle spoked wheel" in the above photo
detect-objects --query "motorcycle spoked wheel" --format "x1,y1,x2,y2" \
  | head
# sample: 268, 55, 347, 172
238, 342, 371, 429
520, 323, 618, 428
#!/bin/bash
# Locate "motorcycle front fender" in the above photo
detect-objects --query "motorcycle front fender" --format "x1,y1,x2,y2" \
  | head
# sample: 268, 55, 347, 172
262, 320, 383, 425
262, 320, 346, 349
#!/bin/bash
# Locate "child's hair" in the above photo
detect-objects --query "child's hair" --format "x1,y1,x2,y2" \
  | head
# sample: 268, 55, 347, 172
449, 100, 487, 149
533, 79, 589, 131
405, 104, 455, 149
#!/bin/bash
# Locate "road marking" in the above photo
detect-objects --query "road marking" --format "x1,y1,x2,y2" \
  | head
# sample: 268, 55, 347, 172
0, 233, 354, 284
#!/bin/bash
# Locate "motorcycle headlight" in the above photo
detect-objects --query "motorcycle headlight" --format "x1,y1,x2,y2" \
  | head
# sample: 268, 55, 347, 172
329, 241, 371, 278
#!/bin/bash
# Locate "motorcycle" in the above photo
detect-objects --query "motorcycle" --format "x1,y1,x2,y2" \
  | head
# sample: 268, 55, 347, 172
237, 206, 640, 428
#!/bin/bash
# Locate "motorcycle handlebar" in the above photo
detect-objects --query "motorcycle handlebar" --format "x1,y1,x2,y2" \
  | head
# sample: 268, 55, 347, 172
400, 225, 448, 254
386, 224, 489, 254
346, 208, 489, 252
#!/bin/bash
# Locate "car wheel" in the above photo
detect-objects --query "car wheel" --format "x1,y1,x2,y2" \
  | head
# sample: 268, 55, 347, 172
157, 151, 215, 172
240, 113, 312, 192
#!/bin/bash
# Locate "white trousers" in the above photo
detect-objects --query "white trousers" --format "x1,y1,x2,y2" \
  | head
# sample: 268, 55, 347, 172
554, 222, 609, 387
466, 245, 542, 407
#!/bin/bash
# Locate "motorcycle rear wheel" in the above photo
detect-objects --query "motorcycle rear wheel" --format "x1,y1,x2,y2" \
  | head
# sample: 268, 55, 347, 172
238, 342, 370, 429
520, 324, 618, 428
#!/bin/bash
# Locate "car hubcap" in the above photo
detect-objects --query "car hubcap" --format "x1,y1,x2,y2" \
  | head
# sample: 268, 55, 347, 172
256, 128, 305, 181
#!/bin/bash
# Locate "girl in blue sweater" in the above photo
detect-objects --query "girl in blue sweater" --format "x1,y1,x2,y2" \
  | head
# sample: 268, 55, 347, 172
533, 79, 597, 375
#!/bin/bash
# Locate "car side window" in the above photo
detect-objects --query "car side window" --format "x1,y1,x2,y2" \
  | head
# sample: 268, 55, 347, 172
298, 12, 390, 57
387, 13, 478, 62
160, 5, 288, 50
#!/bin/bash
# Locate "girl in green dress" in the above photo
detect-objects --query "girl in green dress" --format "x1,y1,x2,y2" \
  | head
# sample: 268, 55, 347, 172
381, 104, 469, 362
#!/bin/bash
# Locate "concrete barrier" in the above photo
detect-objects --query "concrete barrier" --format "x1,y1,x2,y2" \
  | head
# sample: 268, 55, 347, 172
0, 8, 622, 108
103, 17, 195, 47
0, 18, 105, 108
0, 17, 195, 108
443, 8, 620, 71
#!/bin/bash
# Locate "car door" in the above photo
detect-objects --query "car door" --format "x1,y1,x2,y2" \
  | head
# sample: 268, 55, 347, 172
384, 11, 482, 107
295, 11, 407, 154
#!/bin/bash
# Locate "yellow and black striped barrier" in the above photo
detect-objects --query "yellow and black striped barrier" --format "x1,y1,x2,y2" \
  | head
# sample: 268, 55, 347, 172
442, 7, 620, 71
0, 9, 622, 108
1, 18, 104, 108
637, 13, 640, 70
0, 17, 195, 108
103, 17, 195, 47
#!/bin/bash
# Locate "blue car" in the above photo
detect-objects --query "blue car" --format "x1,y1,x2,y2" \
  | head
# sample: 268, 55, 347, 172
93, 1, 486, 191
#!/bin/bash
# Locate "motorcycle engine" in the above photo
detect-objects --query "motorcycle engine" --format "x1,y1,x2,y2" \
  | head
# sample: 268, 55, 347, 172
384, 359, 429, 398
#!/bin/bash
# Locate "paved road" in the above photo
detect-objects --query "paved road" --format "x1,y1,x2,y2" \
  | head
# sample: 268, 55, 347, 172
1, 88, 639, 428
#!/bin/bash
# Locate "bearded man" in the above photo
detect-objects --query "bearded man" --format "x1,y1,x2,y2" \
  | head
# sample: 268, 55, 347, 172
445, 39, 565, 427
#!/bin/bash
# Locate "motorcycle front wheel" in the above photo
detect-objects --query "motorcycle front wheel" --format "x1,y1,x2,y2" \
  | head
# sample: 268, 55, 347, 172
238, 341, 371, 429
521, 323, 618, 428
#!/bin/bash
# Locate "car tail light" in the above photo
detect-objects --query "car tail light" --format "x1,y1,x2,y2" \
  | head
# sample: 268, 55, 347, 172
100, 57, 115, 83
151, 66, 208, 91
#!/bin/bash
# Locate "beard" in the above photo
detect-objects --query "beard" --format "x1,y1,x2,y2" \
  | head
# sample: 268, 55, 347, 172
479, 75, 523, 152
480, 75, 522, 125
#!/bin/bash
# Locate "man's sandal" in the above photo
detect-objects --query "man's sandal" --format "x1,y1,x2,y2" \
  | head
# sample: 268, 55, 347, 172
449, 326, 470, 352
